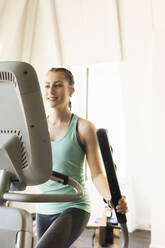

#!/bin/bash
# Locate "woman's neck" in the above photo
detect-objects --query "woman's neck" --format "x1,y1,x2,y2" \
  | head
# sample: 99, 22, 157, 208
48, 107, 72, 126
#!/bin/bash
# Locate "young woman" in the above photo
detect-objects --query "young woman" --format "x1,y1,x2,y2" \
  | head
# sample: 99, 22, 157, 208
36, 68, 128, 248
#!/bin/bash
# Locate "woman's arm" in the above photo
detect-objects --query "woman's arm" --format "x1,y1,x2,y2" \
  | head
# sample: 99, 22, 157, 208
78, 118, 128, 213
78, 119, 111, 200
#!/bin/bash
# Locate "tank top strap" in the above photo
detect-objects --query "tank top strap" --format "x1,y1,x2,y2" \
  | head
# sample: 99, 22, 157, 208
69, 114, 78, 132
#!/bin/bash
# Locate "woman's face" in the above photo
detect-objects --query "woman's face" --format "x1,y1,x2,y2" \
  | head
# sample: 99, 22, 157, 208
44, 71, 74, 109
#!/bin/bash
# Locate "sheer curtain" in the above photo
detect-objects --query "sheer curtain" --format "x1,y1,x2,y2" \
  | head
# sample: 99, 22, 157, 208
0, 0, 62, 82
0, 0, 121, 77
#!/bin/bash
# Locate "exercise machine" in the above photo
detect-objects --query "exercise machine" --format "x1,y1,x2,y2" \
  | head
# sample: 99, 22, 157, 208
0, 61, 83, 248
0, 61, 128, 248
96, 128, 129, 248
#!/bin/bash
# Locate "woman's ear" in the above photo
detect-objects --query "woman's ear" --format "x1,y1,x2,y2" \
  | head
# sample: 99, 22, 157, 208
70, 87, 75, 97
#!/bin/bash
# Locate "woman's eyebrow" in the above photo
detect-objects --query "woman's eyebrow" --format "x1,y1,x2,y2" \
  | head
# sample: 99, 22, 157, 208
53, 80, 64, 84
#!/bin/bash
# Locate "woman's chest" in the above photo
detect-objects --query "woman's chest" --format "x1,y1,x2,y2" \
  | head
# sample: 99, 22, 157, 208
48, 124, 68, 141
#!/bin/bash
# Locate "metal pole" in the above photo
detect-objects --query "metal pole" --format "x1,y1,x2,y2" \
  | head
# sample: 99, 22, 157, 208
85, 67, 89, 180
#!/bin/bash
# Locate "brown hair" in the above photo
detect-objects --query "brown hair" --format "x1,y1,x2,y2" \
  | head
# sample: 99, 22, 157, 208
48, 68, 75, 110
49, 68, 75, 86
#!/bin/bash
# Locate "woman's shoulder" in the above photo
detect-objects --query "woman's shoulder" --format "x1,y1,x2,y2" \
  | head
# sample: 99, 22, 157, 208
77, 116, 96, 130
76, 116, 96, 142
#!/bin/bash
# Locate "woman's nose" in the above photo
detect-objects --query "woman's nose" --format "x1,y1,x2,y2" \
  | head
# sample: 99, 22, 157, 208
49, 85, 55, 94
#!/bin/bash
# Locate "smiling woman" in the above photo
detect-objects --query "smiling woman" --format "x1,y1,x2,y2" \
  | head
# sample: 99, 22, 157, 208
35, 67, 128, 248
44, 68, 75, 111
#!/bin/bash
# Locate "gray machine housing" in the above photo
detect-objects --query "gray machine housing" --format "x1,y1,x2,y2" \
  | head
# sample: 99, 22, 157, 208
0, 62, 83, 248
0, 61, 52, 187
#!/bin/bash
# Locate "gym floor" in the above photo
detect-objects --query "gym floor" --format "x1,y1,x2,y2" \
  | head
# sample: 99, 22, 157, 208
71, 229, 151, 248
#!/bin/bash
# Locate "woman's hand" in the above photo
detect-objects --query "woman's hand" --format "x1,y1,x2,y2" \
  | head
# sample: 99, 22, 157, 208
116, 195, 128, 214
107, 195, 128, 214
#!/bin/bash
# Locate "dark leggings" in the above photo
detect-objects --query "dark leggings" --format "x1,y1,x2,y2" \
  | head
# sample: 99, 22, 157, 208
36, 208, 90, 248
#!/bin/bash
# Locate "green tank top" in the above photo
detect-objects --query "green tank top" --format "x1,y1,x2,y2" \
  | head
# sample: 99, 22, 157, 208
36, 114, 91, 214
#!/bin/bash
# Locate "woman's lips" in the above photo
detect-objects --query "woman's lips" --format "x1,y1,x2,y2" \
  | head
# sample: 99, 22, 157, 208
48, 97, 58, 101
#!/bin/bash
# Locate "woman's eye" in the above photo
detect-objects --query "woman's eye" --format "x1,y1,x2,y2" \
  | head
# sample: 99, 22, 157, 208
55, 84, 63, 88
44, 83, 63, 88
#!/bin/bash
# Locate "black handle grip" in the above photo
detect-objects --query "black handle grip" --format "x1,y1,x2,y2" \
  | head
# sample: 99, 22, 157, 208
52, 171, 69, 185
96, 128, 127, 224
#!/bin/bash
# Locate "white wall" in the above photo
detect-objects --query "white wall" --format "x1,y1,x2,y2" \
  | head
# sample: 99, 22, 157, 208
150, 1, 165, 247
150, 30, 165, 248
85, 63, 129, 228
118, 0, 152, 231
